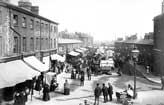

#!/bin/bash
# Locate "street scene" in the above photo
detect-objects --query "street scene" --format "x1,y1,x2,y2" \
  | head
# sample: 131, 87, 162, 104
0, 0, 164, 105
26, 71, 164, 105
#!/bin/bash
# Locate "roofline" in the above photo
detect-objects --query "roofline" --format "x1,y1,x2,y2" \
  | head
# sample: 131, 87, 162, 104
154, 14, 163, 21
0, 2, 59, 25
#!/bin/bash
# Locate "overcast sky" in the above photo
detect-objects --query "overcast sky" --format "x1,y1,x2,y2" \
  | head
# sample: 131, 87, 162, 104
11, 0, 163, 41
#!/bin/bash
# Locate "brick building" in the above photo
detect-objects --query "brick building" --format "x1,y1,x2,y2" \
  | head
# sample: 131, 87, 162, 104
0, 0, 58, 62
114, 34, 154, 73
153, 0, 164, 75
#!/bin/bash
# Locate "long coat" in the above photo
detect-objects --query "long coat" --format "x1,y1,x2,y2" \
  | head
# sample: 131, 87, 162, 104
43, 84, 50, 101
50, 79, 58, 91
102, 86, 108, 96
35, 77, 42, 91
94, 87, 102, 97
80, 72, 85, 81
108, 85, 113, 95
64, 82, 70, 95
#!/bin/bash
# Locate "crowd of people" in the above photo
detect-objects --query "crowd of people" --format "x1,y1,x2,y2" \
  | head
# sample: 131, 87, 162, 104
2, 48, 120, 105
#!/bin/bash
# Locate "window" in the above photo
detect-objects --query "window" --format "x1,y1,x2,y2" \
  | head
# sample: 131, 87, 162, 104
23, 37, 26, 52
41, 38, 44, 50
14, 36, 19, 53
13, 14, 18, 26
45, 38, 48, 49
46, 24, 48, 32
41, 23, 44, 31
0, 36, 2, 56
54, 26, 57, 33
36, 38, 39, 50
0, 11, 2, 25
36, 21, 40, 31
22, 17, 26, 27
50, 39, 52, 48
30, 19, 34, 29
54, 39, 56, 48
50, 25, 53, 32
30, 37, 34, 51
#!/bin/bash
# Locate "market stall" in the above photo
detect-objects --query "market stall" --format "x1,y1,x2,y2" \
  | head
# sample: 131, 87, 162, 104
0, 60, 40, 89
24, 56, 49, 72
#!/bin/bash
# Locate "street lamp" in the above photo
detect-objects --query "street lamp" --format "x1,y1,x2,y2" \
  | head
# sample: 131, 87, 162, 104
131, 48, 140, 99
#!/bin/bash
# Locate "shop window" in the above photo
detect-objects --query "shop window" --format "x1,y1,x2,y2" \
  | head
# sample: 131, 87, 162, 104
13, 14, 18, 26
23, 37, 26, 52
22, 17, 26, 28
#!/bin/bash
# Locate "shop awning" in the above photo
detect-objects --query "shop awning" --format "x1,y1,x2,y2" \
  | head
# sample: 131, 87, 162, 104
24, 56, 49, 72
0, 60, 40, 89
68, 51, 80, 56
51, 54, 65, 62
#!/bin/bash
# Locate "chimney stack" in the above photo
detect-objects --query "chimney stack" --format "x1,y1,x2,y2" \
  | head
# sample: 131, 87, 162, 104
162, 0, 164, 14
18, 0, 32, 11
18, 0, 39, 15
31, 6, 39, 15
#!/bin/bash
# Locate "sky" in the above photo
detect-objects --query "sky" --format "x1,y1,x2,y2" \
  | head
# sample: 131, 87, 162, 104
11, 0, 163, 41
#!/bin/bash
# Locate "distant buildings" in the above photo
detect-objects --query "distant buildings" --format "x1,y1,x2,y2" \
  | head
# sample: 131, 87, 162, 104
58, 31, 93, 55
75, 32, 93, 47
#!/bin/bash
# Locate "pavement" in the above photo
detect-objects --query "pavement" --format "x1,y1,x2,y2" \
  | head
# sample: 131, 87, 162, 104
26, 71, 164, 105
136, 65, 161, 84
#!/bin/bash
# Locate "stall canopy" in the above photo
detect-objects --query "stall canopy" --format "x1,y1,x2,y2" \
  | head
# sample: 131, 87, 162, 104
75, 49, 84, 53
45, 72, 56, 85
0, 60, 40, 89
24, 56, 49, 72
51, 54, 65, 62
80, 47, 88, 51
68, 51, 80, 56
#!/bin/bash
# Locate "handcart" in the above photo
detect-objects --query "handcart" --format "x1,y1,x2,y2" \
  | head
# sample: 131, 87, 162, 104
116, 92, 134, 105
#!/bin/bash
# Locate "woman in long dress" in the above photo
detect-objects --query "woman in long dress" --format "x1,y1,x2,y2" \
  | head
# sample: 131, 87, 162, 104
64, 80, 70, 95
42, 84, 50, 101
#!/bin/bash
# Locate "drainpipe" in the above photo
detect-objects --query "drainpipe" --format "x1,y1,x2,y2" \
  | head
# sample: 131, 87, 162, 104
40, 19, 42, 61
9, 9, 22, 59
49, 23, 51, 69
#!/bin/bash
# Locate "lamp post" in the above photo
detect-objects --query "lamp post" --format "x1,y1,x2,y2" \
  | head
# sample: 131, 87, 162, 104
131, 48, 140, 99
